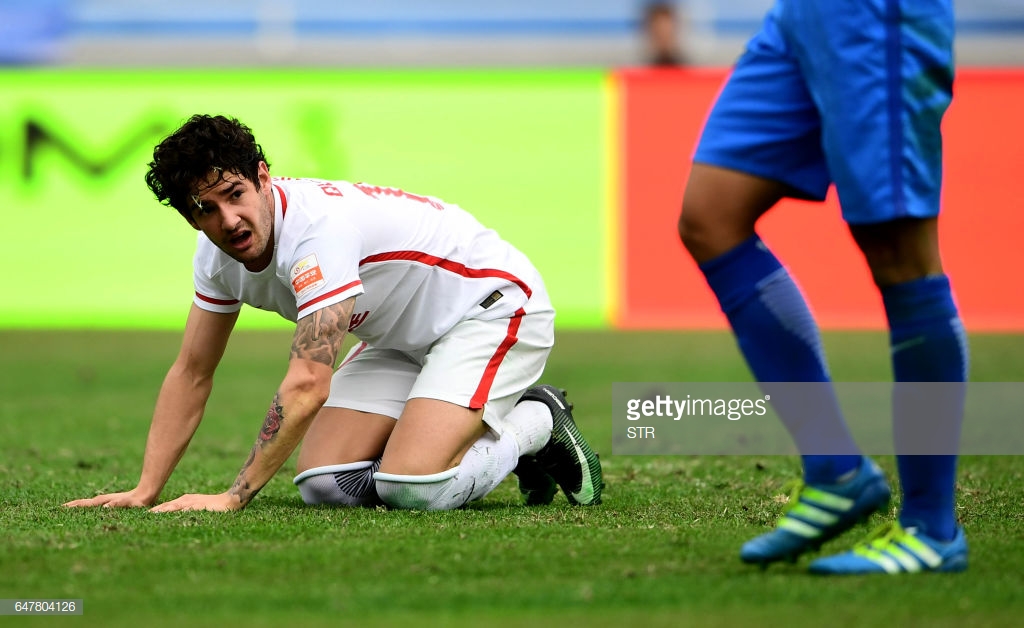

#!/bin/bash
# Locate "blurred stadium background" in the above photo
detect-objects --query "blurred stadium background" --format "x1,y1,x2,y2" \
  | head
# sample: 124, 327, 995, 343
5, 0, 1024, 66
1, 0, 1022, 333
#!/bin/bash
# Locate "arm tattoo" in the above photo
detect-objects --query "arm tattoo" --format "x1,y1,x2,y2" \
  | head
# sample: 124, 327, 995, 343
229, 445, 260, 505
228, 391, 284, 506
230, 299, 352, 507
311, 309, 323, 341
290, 300, 353, 367
259, 392, 284, 445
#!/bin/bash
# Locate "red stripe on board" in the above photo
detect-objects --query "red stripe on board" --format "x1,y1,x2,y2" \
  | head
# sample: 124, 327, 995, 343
359, 250, 532, 298
195, 292, 239, 306
296, 280, 362, 314
469, 308, 525, 409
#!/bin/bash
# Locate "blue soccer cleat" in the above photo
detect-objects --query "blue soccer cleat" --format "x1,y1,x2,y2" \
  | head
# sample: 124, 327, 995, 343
740, 456, 891, 566
808, 522, 968, 575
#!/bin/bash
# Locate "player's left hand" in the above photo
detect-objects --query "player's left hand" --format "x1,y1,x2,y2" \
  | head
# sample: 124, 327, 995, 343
150, 492, 241, 513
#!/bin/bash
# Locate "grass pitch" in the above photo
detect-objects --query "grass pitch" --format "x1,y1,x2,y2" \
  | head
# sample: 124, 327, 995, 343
2, 329, 1023, 627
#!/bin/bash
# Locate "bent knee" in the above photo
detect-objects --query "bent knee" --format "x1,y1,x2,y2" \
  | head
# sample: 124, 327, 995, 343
677, 204, 717, 260
680, 164, 787, 262
374, 468, 463, 511
678, 193, 762, 263
293, 461, 381, 507
849, 218, 942, 287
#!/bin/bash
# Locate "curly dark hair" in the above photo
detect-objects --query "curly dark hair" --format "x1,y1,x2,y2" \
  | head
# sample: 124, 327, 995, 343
145, 114, 270, 220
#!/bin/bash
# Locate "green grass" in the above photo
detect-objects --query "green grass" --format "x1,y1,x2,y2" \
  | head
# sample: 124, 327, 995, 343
2, 330, 1023, 627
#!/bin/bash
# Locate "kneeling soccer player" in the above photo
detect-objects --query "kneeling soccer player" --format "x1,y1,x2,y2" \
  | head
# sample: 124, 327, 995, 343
65, 114, 603, 513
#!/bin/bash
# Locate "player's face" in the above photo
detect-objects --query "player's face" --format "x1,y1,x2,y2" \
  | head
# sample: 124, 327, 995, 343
188, 162, 275, 272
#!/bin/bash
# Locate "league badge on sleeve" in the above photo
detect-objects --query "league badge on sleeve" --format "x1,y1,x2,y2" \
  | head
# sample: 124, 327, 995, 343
290, 253, 326, 298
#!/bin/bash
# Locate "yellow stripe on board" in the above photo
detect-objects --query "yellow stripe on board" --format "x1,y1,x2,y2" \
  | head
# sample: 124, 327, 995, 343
602, 72, 622, 328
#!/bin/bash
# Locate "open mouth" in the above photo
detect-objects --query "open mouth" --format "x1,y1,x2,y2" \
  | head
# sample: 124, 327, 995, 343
228, 230, 253, 251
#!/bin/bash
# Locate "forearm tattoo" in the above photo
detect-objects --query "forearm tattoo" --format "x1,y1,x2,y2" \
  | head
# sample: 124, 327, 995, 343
290, 301, 352, 367
228, 392, 284, 506
229, 300, 352, 507
230, 445, 260, 505
259, 392, 284, 444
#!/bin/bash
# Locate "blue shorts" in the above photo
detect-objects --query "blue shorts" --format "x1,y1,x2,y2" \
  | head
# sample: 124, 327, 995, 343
693, 0, 953, 224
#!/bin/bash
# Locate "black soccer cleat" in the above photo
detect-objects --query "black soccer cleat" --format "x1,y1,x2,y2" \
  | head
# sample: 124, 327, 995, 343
517, 385, 604, 506
512, 455, 558, 506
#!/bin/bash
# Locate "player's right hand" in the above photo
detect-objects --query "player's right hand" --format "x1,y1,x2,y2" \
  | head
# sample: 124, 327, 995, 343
63, 489, 155, 508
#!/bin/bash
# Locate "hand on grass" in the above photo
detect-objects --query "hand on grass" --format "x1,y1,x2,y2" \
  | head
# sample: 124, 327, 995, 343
64, 488, 155, 509
149, 492, 242, 513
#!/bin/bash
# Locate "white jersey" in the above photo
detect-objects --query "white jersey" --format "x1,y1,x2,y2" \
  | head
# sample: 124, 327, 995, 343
192, 177, 549, 352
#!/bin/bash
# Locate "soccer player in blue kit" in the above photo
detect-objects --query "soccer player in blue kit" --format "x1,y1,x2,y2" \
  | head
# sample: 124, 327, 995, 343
677, 0, 968, 574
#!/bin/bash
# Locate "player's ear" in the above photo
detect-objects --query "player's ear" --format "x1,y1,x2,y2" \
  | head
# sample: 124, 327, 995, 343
257, 161, 271, 189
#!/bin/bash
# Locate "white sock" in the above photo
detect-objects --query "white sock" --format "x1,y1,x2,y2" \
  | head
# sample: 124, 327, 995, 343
375, 467, 461, 510
293, 460, 381, 506
457, 428, 520, 502
503, 400, 553, 456
374, 429, 520, 510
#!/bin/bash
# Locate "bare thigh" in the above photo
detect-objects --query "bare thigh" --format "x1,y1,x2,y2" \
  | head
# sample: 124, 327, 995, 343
378, 398, 488, 476
295, 407, 396, 473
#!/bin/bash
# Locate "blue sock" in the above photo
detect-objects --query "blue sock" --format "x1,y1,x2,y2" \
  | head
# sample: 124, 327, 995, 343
883, 275, 967, 542
699, 235, 860, 484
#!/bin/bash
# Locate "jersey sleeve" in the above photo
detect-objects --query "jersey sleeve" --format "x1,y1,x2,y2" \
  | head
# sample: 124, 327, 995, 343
192, 244, 242, 314
287, 216, 366, 320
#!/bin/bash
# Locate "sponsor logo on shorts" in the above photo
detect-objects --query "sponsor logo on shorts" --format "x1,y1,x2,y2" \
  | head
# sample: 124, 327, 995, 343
479, 290, 504, 309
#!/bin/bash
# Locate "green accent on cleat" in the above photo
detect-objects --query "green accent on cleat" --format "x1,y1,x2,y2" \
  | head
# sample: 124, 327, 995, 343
809, 522, 969, 575
740, 457, 891, 566
519, 385, 604, 506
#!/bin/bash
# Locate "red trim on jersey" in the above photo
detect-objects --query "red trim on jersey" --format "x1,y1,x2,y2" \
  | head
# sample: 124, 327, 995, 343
469, 308, 526, 409
195, 292, 240, 306
359, 250, 533, 297
273, 184, 288, 218
296, 280, 362, 315
338, 341, 368, 369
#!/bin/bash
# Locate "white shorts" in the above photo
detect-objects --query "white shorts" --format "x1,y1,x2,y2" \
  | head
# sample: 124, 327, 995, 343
324, 306, 555, 435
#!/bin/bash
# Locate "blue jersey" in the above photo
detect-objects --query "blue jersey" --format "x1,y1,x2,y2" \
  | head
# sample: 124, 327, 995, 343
694, 0, 954, 224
